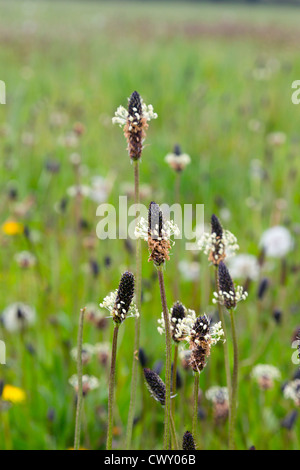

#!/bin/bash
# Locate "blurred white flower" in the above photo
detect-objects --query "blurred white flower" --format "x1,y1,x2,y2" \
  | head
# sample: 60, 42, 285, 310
227, 254, 259, 281
2, 302, 36, 332
283, 379, 300, 407
267, 132, 287, 146
69, 374, 99, 395
178, 260, 200, 282
66, 185, 91, 198
14, 251, 36, 269
88, 175, 112, 204
260, 226, 294, 258
251, 364, 281, 390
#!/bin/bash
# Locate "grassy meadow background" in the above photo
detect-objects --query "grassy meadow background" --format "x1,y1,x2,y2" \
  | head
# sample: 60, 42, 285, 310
0, 0, 300, 450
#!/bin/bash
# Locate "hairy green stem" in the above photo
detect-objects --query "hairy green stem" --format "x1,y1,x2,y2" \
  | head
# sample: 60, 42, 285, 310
74, 307, 85, 450
169, 409, 179, 450
229, 309, 239, 450
126, 161, 142, 449
106, 324, 120, 450
158, 268, 172, 450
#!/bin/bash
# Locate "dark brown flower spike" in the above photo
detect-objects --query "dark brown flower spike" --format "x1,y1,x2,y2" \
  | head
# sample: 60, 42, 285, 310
189, 315, 212, 373
143, 368, 166, 406
218, 261, 236, 310
182, 431, 196, 450
124, 91, 147, 161
209, 214, 225, 265
112, 271, 135, 324
147, 201, 171, 267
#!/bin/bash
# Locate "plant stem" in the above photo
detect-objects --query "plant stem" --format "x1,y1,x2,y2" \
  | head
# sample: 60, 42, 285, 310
214, 268, 232, 399
169, 409, 179, 450
126, 160, 142, 450
106, 323, 120, 450
173, 172, 181, 300
74, 307, 85, 450
192, 373, 199, 439
171, 343, 178, 418
157, 267, 172, 450
229, 308, 239, 450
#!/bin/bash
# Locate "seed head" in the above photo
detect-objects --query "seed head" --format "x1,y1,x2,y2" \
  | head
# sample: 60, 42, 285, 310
211, 214, 223, 239
218, 261, 236, 310
182, 431, 196, 450
125, 91, 147, 161
143, 368, 166, 406
112, 271, 135, 324
189, 315, 211, 373
147, 202, 171, 266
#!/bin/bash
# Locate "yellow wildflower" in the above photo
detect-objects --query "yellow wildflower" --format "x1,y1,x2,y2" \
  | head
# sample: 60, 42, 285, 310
1, 220, 24, 236
2, 385, 26, 404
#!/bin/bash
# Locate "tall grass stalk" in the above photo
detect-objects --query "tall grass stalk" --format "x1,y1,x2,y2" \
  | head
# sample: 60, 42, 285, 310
229, 308, 239, 450
74, 307, 85, 450
192, 373, 199, 440
106, 324, 120, 450
157, 267, 172, 449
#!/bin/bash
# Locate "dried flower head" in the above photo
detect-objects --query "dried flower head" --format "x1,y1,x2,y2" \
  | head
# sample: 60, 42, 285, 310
143, 368, 166, 406
251, 364, 281, 390
283, 379, 300, 407
135, 202, 180, 267
198, 215, 239, 265
165, 144, 191, 172
182, 431, 196, 450
112, 91, 157, 161
100, 271, 138, 324
213, 261, 248, 310
157, 303, 196, 343
188, 315, 224, 374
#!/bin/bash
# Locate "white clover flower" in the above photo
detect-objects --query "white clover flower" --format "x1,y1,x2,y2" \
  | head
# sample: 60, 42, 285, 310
2, 302, 36, 332
198, 229, 239, 262
14, 251, 36, 269
112, 101, 157, 127
227, 254, 260, 281
69, 374, 100, 394
206, 386, 229, 404
260, 226, 294, 258
283, 380, 300, 406
212, 285, 248, 308
135, 216, 180, 243
100, 290, 139, 323
178, 260, 200, 282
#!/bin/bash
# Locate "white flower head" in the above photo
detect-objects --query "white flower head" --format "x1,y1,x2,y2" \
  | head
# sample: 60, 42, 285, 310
164, 145, 191, 172
198, 215, 239, 265
251, 364, 281, 390
283, 379, 300, 406
157, 303, 197, 342
112, 100, 157, 128
69, 374, 99, 395
212, 285, 248, 308
14, 251, 36, 269
2, 302, 36, 332
100, 288, 139, 324
260, 226, 294, 258
206, 386, 229, 404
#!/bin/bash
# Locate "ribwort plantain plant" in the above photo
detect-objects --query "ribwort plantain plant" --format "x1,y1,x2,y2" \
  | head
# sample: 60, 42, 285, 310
113, 91, 157, 449
100, 271, 138, 450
